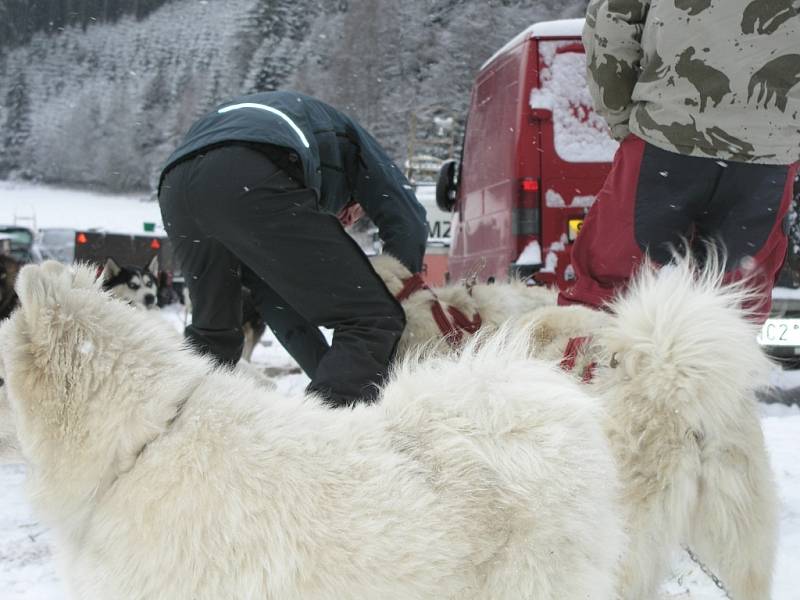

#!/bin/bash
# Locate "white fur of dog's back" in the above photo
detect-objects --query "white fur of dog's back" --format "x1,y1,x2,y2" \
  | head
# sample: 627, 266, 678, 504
1, 262, 623, 600
71, 336, 622, 600
382, 333, 624, 598
598, 261, 778, 600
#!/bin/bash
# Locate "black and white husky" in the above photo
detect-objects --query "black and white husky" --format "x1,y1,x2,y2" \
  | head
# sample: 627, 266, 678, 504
100, 256, 266, 364
100, 256, 160, 310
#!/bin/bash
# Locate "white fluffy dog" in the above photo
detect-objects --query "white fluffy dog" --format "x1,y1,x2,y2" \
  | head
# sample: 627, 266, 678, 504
373, 255, 779, 600
0, 261, 623, 600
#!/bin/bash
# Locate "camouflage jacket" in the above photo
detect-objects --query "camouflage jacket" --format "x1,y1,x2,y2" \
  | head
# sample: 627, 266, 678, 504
584, 0, 800, 165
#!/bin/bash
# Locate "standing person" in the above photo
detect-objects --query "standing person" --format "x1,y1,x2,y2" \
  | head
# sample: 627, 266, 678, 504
559, 0, 800, 321
158, 91, 427, 407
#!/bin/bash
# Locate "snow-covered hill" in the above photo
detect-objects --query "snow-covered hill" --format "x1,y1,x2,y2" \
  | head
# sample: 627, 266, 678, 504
0, 0, 588, 191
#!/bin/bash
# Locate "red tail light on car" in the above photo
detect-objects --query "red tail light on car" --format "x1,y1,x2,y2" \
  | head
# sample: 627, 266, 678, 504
515, 178, 541, 255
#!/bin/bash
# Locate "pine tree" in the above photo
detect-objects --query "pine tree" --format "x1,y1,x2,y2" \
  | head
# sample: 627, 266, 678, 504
1, 69, 33, 177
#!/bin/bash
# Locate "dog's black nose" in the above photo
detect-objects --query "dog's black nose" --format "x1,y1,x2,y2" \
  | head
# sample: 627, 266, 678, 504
144, 295, 156, 307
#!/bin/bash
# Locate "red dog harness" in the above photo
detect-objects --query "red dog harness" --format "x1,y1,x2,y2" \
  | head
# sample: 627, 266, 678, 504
560, 336, 596, 383
396, 274, 482, 348
396, 274, 596, 381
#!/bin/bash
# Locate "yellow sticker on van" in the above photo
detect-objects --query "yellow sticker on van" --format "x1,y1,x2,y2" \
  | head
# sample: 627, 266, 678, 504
568, 219, 583, 241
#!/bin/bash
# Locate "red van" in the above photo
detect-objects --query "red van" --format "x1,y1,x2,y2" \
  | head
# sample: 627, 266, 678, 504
437, 19, 617, 285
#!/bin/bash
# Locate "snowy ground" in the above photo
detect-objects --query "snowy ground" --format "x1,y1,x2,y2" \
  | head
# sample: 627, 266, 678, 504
1, 181, 800, 598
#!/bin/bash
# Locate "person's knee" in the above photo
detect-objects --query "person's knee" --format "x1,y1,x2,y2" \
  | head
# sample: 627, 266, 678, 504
345, 302, 405, 344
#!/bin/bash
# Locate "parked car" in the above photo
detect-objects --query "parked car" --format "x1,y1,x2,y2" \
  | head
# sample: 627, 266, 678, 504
757, 173, 800, 366
0, 225, 43, 264
415, 183, 451, 286
0, 235, 12, 257
38, 227, 77, 264
437, 18, 615, 285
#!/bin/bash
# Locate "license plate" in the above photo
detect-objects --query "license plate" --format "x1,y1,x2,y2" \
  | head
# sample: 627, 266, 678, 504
758, 318, 800, 346
568, 218, 583, 241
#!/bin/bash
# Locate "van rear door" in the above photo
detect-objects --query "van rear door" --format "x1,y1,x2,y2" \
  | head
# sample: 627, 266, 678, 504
530, 38, 615, 282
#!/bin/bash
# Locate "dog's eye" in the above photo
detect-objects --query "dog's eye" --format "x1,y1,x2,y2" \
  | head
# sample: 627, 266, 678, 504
128, 282, 140, 291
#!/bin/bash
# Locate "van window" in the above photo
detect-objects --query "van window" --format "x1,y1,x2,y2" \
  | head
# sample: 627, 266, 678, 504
529, 41, 618, 163
463, 62, 519, 195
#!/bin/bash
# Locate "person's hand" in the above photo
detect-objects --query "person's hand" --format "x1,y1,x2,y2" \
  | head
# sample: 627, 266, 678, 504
610, 122, 631, 141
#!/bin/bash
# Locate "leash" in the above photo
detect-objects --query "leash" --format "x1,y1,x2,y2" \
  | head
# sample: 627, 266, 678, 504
683, 545, 734, 599
396, 274, 482, 348
559, 336, 597, 383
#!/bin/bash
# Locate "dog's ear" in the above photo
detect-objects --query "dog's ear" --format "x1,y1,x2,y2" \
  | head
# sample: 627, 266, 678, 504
4, 262, 117, 471
14, 261, 72, 324
101, 257, 121, 282
15, 261, 99, 316
146, 254, 159, 276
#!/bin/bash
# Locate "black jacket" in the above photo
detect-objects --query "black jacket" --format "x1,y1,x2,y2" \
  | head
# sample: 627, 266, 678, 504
161, 91, 428, 272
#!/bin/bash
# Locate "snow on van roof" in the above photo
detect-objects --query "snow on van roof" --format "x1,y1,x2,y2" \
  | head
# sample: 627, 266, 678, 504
480, 18, 584, 70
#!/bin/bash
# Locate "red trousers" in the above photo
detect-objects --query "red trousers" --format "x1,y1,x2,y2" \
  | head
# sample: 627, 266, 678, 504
558, 135, 798, 323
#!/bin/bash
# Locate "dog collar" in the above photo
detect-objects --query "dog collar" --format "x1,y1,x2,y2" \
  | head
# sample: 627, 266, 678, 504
395, 274, 482, 348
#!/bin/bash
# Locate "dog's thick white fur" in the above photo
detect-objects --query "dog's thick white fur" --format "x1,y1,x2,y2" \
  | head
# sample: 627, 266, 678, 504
374, 254, 779, 600
0, 261, 623, 600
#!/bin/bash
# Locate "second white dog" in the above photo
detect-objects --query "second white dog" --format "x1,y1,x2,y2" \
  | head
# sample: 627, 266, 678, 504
373, 254, 779, 600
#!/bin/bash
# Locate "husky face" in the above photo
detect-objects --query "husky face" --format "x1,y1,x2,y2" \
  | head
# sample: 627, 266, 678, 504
101, 256, 159, 309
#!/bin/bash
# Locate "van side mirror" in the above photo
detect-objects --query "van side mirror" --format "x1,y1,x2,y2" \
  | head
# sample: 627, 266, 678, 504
436, 159, 458, 212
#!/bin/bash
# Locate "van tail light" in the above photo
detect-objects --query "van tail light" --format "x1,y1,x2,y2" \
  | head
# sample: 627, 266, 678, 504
76, 232, 88, 245
150, 238, 161, 250
514, 178, 541, 256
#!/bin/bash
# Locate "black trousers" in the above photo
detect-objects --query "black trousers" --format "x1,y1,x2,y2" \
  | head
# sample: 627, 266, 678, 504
159, 144, 406, 406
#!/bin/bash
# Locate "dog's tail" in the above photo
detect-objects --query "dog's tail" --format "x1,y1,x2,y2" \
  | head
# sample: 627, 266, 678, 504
601, 254, 773, 418
597, 255, 778, 600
